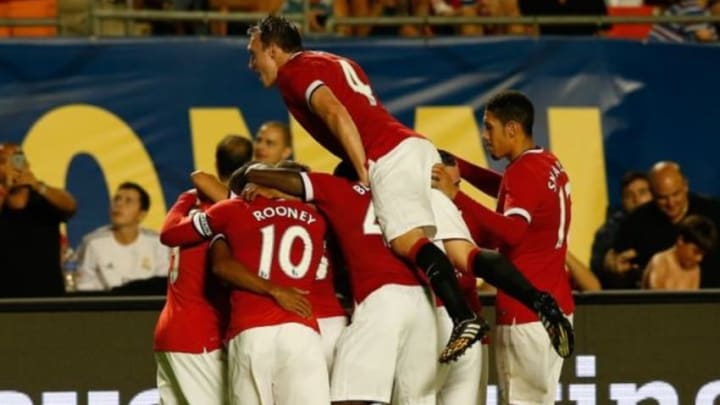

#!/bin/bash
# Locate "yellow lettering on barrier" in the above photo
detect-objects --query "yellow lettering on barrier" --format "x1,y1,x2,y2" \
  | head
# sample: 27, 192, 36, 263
190, 108, 252, 176
290, 116, 340, 172
22, 105, 167, 231
415, 107, 497, 209
548, 108, 608, 266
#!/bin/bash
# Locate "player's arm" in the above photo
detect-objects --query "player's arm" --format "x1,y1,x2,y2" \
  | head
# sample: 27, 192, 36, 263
159, 191, 220, 247
453, 191, 529, 246
455, 155, 502, 197
309, 86, 369, 185
209, 237, 312, 318
191, 170, 228, 203
235, 168, 305, 199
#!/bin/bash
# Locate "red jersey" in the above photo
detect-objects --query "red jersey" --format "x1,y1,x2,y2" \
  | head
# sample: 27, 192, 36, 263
310, 244, 347, 319
161, 196, 327, 340
495, 148, 574, 324
300, 172, 421, 303
276, 51, 421, 162
154, 192, 229, 353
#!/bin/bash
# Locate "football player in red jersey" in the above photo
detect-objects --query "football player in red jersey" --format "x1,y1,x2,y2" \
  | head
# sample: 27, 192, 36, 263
238, 159, 573, 405
437, 91, 575, 404
153, 135, 252, 404
239, 162, 441, 404
160, 170, 330, 405
246, 15, 502, 361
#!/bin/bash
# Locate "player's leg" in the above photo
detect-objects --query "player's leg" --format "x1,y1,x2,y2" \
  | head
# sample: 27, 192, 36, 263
227, 328, 275, 405
435, 309, 484, 405
391, 285, 439, 405
318, 315, 349, 373
274, 323, 330, 405
495, 320, 568, 405
155, 349, 226, 405
331, 285, 419, 405
369, 138, 482, 362
438, 227, 574, 358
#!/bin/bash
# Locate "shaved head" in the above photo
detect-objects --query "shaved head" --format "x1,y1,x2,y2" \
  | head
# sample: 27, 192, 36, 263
648, 161, 689, 223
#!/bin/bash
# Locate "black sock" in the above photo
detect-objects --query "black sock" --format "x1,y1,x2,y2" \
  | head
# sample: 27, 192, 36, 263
413, 240, 475, 324
470, 248, 539, 309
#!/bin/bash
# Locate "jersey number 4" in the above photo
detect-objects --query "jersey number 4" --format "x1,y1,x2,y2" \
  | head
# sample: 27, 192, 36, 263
258, 225, 314, 280
339, 59, 377, 106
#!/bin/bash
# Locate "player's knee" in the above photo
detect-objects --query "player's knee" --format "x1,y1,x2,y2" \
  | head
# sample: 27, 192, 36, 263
389, 228, 427, 258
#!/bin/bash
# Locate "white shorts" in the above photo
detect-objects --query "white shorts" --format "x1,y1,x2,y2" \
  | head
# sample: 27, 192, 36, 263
227, 323, 329, 405
330, 284, 438, 405
430, 188, 474, 243
318, 315, 348, 373
155, 349, 226, 405
494, 315, 573, 405
369, 137, 441, 242
435, 309, 487, 405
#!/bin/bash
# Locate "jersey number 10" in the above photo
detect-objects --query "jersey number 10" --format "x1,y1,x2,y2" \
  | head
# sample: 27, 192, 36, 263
258, 224, 314, 280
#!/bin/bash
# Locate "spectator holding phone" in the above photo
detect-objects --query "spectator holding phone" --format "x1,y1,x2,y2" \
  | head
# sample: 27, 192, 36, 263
0, 143, 77, 297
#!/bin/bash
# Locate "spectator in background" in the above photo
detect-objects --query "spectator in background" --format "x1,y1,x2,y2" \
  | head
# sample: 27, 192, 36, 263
642, 215, 717, 290
0, 144, 77, 297
209, 0, 283, 35
607, 161, 720, 288
649, 0, 718, 42
282, 0, 352, 34
518, 0, 609, 36
253, 121, 293, 164
591, 171, 652, 288
75, 182, 170, 292
353, 0, 432, 37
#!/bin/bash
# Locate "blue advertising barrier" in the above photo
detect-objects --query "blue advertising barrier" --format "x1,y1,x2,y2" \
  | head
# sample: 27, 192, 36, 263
1, 37, 718, 262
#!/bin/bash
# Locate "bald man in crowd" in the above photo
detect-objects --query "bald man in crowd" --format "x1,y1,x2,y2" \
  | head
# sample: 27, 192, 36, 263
604, 161, 720, 288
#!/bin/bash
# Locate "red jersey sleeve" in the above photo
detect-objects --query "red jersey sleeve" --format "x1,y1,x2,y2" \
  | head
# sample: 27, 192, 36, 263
278, 57, 332, 110
502, 161, 543, 224
300, 172, 356, 207
455, 156, 502, 197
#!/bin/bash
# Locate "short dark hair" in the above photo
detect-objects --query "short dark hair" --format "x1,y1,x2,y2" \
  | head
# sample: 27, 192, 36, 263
485, 90, 535, 136
437, 149, 457, 166
677, 215, 718, 253
248, 15, 303, 53
275, 159, 309, 172
216, 135, 253, 181
228, 160, 272, 196
620, 170, 649, 192
118, 182, 150, 211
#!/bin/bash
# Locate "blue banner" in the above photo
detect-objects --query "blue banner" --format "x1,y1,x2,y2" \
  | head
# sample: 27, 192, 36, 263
1, 37, 718, 263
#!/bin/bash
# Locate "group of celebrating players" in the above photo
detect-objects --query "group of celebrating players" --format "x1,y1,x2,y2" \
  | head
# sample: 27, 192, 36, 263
153, 15, 575, 405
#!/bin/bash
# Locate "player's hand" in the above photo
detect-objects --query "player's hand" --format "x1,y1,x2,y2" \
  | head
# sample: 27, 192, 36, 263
269, 286, 312, 318
431, 163, 459, 199
605, 249, 638, 273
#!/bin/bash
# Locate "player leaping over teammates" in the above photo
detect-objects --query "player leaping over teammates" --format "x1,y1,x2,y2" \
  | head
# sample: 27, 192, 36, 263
245, 15, 572, 361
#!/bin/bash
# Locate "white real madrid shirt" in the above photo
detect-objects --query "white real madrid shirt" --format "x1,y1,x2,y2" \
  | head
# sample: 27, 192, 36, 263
75, 225, 170, 291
